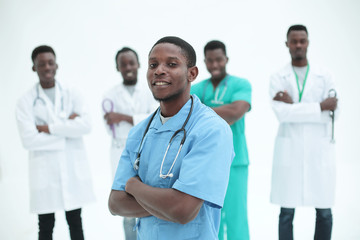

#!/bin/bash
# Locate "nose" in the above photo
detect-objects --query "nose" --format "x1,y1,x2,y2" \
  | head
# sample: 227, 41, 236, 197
154, 64, 165, 76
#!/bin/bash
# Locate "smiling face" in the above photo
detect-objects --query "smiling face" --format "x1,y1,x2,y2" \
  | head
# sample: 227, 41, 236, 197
32, 52, 58, 88
116, 51, 139, 85
204, 48, 228, 82
147, 43, 197, 104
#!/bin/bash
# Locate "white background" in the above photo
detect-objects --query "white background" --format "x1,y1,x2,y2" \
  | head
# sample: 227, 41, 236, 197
1, 0, 359, 239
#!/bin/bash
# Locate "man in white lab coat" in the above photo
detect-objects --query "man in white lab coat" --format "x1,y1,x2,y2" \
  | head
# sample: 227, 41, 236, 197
102, 47, 157, 240
269, 25, 338, 240
16, 45, 95, 240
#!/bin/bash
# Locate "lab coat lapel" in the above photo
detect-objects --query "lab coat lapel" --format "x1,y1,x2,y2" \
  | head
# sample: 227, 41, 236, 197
37, 84, 57, 122
283, 64, 301, 103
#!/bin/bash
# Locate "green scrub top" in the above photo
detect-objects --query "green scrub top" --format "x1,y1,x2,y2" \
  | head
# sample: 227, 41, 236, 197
191, 75, 252, 166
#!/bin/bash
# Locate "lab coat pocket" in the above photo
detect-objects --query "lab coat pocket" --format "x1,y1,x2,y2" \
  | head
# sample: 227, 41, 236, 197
273, 137, 292, 166
157, 222, 200, 240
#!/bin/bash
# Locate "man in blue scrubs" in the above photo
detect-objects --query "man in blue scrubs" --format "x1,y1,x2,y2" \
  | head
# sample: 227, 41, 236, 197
108, 36, 234, 239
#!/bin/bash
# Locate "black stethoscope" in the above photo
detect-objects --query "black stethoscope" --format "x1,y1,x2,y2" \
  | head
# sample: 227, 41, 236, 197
133, 96, 194, 179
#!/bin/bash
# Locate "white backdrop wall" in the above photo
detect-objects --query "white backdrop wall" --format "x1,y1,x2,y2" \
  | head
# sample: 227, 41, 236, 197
1, 0, 359, 239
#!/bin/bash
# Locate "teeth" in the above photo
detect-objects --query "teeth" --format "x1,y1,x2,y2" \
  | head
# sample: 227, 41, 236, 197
155, 82, 169, 86
126, 72, 134, 77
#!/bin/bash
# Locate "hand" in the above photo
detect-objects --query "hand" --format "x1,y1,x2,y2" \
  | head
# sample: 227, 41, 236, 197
68, 113, 79, 119
104, 112, 133, 125
36, 125, 50, 133
273, 91, 293, 104
125, 176, 142, 194
320, 97, 338, 111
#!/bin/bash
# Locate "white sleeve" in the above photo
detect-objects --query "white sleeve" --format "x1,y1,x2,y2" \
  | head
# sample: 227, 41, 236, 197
48, 89, 91, 138
16, 96, 65, 151
269, 73, 324, 123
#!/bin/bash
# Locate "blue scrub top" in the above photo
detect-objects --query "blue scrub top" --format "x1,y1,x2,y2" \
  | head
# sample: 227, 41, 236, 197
112, 95, 234, 240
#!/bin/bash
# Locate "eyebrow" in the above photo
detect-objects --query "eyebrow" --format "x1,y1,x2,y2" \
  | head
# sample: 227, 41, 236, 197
149, 56, 180, 61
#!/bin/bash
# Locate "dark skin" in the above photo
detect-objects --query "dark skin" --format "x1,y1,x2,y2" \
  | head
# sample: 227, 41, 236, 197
103, 51, 141, 126
108, 43, 202, 224
273, 91, 338, 111
274, 30, 338, 110
33, 52, 79, 133
204, 48, 250, 125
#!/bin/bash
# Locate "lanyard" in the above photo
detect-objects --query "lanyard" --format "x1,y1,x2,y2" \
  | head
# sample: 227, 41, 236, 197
293, 65, 309, 102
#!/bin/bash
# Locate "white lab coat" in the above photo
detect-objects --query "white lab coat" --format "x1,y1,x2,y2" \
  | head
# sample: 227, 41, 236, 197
269, 63, 338, 208
102, 82, 158, 177
16, 82, 95, 214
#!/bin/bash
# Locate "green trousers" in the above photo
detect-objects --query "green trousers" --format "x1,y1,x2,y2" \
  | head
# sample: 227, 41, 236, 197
218, 165, 249, 240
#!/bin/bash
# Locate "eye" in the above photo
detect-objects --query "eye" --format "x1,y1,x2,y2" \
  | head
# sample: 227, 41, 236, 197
168, 63, 177, 67
149, 63, 157, 69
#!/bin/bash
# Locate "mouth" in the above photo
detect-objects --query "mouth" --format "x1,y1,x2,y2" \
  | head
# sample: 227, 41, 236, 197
153, 81, 170, 86
210, 70, 221, 76
126, 72, 134, 77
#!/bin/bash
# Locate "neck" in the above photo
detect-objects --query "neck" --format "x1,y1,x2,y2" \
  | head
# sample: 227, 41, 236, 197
40, 79, 55, 89
292, 59, 308, 67
160, 95, 190, 117
123, 79, 137, 86
211, 74, 227, 88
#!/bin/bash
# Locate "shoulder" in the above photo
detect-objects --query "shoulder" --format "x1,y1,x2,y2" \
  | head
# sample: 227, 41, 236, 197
17, 85, 36, 107
190, 95, 232, 135
103, 83, 123, 98
309, 64, 332, 78
227, 75, 251, 89
191, 79, 209, 91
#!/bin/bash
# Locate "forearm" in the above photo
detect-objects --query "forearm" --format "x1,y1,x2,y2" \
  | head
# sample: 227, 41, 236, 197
49, 116, 91, 138
108, 190, 151, 218
126, 178, 202, 224
212, 101, 250, 125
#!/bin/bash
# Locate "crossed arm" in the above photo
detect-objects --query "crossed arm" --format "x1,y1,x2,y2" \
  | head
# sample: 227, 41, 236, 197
108, 177, 204, 224
273, 91, 338, 111
212, 100, 250, 125
36, 113, 80, 133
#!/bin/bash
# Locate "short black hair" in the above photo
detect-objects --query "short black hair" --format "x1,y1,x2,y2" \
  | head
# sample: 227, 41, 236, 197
31, 45, 56, 63
287, 25, 308, 37
204, 40, 227, 56
115, 47, 139, 68
150, 36, 196, 68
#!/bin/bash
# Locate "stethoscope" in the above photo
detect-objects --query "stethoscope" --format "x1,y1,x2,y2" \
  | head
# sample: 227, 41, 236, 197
328, 89, 337, 143
201, 77, 228, 104
102, 98, 122, 147
133, 96, 194, 179
33, 82, 66, 119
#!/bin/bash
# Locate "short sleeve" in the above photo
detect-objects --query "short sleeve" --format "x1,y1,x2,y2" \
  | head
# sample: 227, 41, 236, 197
231, 79, 252, 107
112, 137, 138, 191
172, 117, 234, 208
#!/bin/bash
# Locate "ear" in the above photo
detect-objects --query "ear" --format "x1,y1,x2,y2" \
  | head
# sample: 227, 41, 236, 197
32, 65, 36, 72
187, 66, 199, 83
285, 41, 289, 48
225, 56, 229, 63
56, 63, 59, 70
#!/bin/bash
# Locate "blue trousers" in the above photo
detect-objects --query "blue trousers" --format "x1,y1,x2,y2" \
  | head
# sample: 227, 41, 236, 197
279, 207, 332, 240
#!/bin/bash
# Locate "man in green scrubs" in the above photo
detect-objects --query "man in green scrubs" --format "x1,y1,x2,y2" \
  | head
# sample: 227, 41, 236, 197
191, 40, 252, 240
